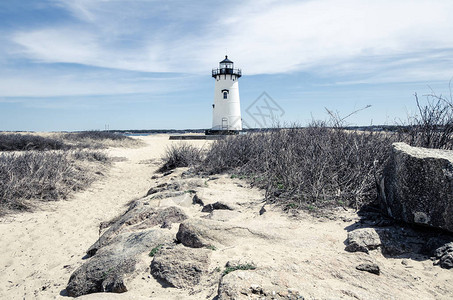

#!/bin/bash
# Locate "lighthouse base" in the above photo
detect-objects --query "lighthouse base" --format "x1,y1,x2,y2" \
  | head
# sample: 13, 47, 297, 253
205, 129, 239, 136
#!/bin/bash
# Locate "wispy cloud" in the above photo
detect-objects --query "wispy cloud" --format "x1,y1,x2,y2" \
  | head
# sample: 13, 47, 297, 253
7, 0, 453, 84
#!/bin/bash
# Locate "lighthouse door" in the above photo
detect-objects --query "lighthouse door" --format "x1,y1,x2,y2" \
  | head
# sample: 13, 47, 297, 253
222, 118, 228, 130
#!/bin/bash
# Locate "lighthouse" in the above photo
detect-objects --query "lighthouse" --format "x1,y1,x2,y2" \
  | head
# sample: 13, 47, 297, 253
208, 56, 242, 134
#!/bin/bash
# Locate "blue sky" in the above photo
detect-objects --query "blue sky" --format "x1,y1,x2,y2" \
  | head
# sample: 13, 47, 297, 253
1, 0, 453, 131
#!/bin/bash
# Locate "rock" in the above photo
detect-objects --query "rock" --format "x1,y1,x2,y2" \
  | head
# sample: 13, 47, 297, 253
345, 228, 381, 253
217, 270, 303, 300
176, 218, 267, 249
433, 242, 453, 269
87, 205, 187, 256
66, 255, 134, 297
192, 194, 204, 206
345, 226, 423, 256
176, 219, 217, 248
259, 205, 266, 215
146, 183, 168, 196
67, 229, 173, 297
163, 170, 173, 176
201, 201, 233, 213
150, 244, 211, 288
356, 263, 380, 275
380, 142, 453, 232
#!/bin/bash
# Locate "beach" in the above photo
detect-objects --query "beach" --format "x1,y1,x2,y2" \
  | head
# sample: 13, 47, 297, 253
0, 134, 452, 300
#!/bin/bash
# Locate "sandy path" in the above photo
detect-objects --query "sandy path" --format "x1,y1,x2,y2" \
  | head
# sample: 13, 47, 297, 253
0, 135, 211, 300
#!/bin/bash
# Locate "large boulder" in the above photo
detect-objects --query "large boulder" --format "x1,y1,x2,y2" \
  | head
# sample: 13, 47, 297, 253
380, 142, 453, 232
67, 229, 173, 297
150, 244, 211, 288
87, 204, 187, 256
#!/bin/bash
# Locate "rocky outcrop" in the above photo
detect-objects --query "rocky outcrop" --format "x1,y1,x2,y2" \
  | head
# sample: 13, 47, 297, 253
218, 270, 303, 300
176, 218, 268, 249
150, 244, 211, 288
87, 204, 187, 256
67, 229, 173, 297
380, 142, 453, 232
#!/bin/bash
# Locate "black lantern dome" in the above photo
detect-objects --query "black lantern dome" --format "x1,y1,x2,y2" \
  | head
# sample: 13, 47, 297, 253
212, 55, 241, 78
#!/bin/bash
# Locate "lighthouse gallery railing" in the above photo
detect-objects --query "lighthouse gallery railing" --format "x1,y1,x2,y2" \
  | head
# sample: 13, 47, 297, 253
212, 68, 242, 78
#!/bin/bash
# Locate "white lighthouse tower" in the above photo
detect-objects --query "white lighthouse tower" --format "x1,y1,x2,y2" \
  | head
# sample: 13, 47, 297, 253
208, 56, 242, 134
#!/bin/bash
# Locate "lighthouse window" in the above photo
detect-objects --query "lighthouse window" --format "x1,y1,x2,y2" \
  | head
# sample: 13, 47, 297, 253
223, 91, 228, 99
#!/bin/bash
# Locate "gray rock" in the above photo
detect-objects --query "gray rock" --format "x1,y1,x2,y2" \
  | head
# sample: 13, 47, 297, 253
67, 229, 173, 297
146, 183, 168, 196
201, 201, 233, 213
192, 194, 204, 206
176, 218, 216, 248
150, 244, 211, 288
88, 204, 187, 256
176, 218, 267, 249
433, 242, 453, 269
380, 142, 453, 232
356, 263, 380, 275
259, 205, 266, 215
217, 270, 303, 300
345, 228, 381, 253
66, 255, 134, 297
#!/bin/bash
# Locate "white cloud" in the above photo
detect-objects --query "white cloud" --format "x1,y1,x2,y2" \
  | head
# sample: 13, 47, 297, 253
0, 66, 198, 98
8, 0, 453, 83
223, 0, 453, 75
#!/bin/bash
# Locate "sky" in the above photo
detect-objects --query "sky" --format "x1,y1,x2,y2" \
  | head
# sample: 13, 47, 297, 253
1, 0, 453, 131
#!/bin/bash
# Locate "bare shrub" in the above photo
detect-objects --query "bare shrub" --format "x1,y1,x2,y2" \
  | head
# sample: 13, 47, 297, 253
201, 125, 398, 210
0, 150, 108, 214
158, 143, 203, 172
404, 91, 453, 149
0, 133, 68, 151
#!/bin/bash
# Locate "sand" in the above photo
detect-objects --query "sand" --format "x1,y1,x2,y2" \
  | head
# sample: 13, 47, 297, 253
0, 135, 210, 300
0, 135, 452, 300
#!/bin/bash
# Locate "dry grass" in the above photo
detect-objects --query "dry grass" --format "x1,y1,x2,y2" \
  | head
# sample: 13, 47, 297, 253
0, 131, 141, 215
164, 92, 453, 212
158, 143, 203, 172
61, 131, 144, 149
0, 133, 68, 151
200, 127, 398, 210
0, 150, 108, 214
